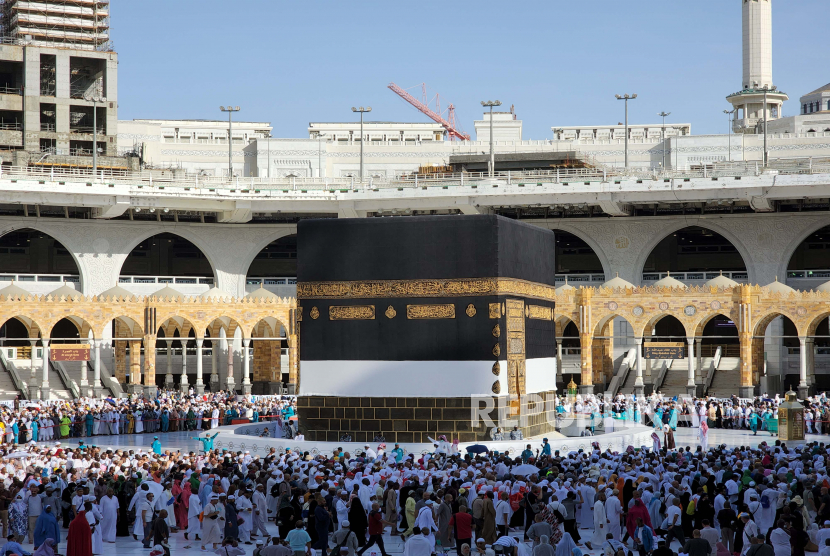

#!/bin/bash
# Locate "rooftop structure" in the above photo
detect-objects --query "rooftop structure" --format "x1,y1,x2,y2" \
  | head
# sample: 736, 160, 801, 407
800, 83, 830, 115
474, 111, 522, 142
117, 119, 272, 177
553, 123, 691, 142
307, 121, 444, 143
0, 0, 111, 51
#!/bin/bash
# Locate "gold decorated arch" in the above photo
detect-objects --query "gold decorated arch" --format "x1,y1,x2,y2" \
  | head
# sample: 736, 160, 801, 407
0, 292, 298, 390
555, 284, 830, 391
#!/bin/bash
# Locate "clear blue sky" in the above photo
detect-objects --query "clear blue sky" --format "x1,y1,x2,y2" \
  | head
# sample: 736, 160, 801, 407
113, 0, 826, 139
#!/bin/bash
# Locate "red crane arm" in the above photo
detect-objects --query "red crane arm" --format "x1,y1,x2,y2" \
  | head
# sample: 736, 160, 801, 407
388, 82, 470, 141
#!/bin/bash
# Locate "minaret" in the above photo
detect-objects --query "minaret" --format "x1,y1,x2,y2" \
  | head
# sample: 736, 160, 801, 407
742, 0, 773, 90
727, 0, 788, 134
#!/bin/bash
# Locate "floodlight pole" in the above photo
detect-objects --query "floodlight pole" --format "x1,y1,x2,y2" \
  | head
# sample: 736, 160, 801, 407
220, 106, 241, 178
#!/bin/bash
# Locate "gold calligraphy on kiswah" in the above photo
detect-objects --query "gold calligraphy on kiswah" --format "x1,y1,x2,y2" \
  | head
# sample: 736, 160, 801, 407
406, 304, 456, 319
329, 305, 376, 320
297, 277, 556, 302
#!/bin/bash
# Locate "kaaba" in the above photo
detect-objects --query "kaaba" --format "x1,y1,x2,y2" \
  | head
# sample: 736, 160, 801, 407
296, 215, 558, 443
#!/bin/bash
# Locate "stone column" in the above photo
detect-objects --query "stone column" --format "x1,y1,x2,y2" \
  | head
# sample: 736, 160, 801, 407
578, 293, 593, 395
195, 338, 205, 395
242, 338, 252, 395
28, 339, 38, 399
179, 338, 189, 392
114, 340, 127, 383
210, 339, 219, 388
127, 340, 142, 394
799, 336, 809, 399
165, 340, 174, 387
143, 334, 156, 397
556, 340, 562, 389
634, 337, 644, 396
92, 339, 102, 398
695, 339, 703, 382
224, 332, 235, 392
40, 339, 50, 400
80, 358, 88, 392
686, 337, 697, 398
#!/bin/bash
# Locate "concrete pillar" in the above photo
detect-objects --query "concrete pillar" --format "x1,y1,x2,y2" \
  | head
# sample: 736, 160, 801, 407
40, 339, 50, 400
195, 338, 204, 395
686, 337, 696, 398
242, 338, 251, 395
634, 337, 644, 396
799, 336, 809, 399
165, 340, 174, 386
92, 339, 102, 398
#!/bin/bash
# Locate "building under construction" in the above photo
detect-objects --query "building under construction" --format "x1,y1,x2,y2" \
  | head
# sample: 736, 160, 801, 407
0, 0, 124, 169
0, 0, 110, 51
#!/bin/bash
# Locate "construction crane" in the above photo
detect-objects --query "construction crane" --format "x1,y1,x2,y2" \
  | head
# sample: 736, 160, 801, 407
388, 82, 470, 141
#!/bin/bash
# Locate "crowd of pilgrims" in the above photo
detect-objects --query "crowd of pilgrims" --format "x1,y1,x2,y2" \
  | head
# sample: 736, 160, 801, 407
2, 431, 830, 556
567, 392, 830, 435
0, 391, 298, 444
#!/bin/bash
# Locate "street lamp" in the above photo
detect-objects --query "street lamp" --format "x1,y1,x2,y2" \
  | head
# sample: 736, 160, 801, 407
481, 100, 502, 177
351, 106, 371, 181
751, 83, 778, 167
658, 111, 671, 170
220, 106, 241, 178
317, 133, 328, 179
673, 126, 684, 170
723, 109, 736, 162
615, 94, 637, 169
84, 93, 106, 177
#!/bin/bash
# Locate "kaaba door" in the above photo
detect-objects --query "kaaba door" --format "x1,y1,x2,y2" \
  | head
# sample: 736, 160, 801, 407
506, 298, 526, 415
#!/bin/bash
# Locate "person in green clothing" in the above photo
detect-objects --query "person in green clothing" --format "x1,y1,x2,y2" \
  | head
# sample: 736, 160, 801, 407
391, 443, 404, 463
749, 410, 760, 435
521, 444, 533, 463
193, 432, 220, 453
60, 416, 71, 438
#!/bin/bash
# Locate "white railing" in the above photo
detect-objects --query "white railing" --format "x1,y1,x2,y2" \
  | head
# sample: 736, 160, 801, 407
119, 275, 214, 286
246, 277, 297, 286
653, 360, 672, 391
95, 358, 123, 397
0, 274, 80, 284
642, 271, 748, 282
704, 346, 722, 394
554, 274, 605, 284
0, 350, 27, 397
1, 157, 829, 193
53, 360, 80, 399
787, 269, 830, 279
607, 347, 637, 397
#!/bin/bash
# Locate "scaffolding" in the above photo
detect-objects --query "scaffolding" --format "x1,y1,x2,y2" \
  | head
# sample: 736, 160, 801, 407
0, 0, 111, 51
